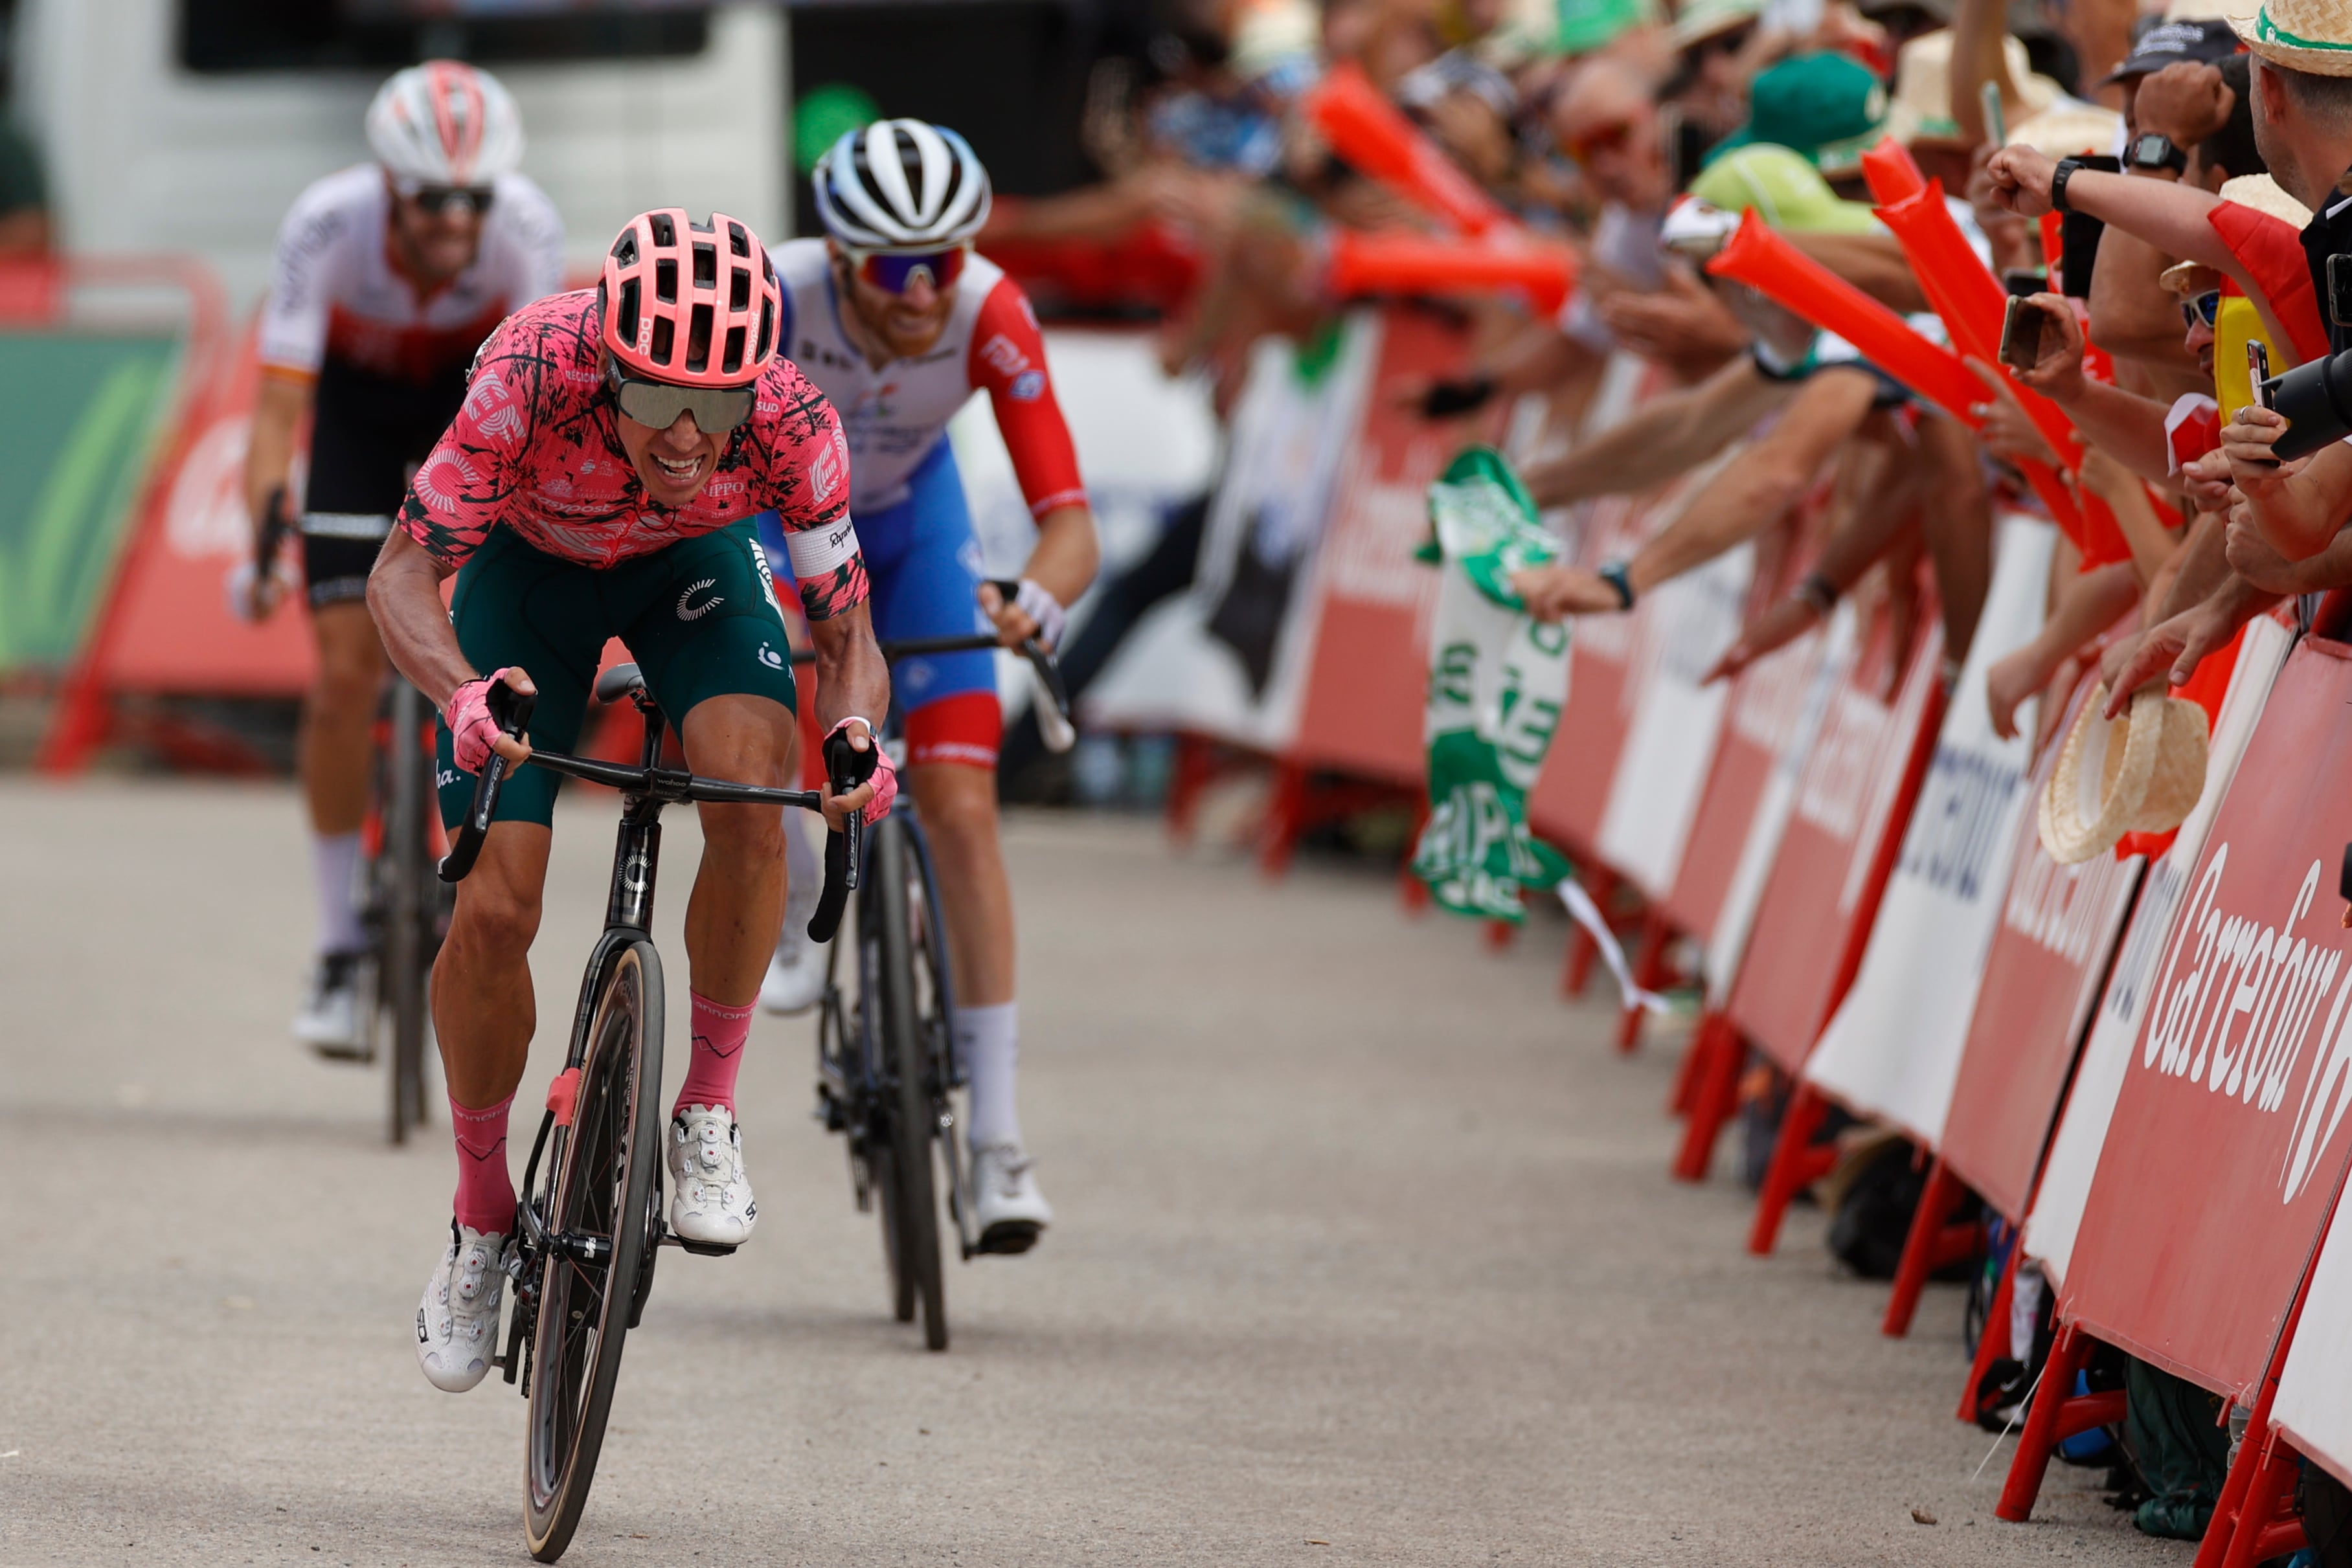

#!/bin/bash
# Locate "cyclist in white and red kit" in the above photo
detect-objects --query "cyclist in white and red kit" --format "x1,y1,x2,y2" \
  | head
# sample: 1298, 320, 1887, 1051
235, 60, 564, 1053
755, 120, 1100, 1253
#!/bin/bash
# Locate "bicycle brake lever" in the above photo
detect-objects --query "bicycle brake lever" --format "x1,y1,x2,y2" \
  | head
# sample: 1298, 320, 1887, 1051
807, 812, 861, 943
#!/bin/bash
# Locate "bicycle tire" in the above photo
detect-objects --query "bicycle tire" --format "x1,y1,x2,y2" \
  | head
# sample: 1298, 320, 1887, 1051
901, 820, 971, 1260
870, 820, 947, 1351
524, 940, 665, 1562
385, 682, 432, 1144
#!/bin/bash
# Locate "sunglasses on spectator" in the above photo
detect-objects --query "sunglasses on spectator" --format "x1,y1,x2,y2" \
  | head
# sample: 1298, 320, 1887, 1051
397, 182, 496, 218
606, 361, 758, 436
2180, 290, 2222, 330
1566, 120, 1638, 164
846, 244, 969, 295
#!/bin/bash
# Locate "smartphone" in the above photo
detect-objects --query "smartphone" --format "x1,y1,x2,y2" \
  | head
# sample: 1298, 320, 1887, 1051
1979, 80, 2006, 149
2002, 268, 2047, 298
1999, 295, 2045, 372
2329, 253, 2352, 328
2250, 339, 2274, 407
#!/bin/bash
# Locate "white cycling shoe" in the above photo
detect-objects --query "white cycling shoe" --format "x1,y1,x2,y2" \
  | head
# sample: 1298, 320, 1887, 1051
416, 1220, 510, 1393
668, 1105, 757, 1247
759, 926, 826, 1015
970, 1142, 1052, 1255
295, 952, 368, 1060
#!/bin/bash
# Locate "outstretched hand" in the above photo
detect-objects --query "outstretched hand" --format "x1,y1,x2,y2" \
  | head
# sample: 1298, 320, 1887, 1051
1702, 593, 1820, 685
1513, 565, 1623, 622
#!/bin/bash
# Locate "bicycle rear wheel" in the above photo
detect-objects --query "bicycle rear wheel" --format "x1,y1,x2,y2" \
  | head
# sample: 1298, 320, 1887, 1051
524, 940, 664, 1562
385, 680, 433, 1145
868, 819, 947, 1351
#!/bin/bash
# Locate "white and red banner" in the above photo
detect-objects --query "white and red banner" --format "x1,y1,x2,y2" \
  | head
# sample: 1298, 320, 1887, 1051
1800, 515, 2053, 1141
1939, 669, 2144, 1224
2056, 633, 2352, 1400
2274, 1203, 2352, 1488
2025, 612, 2294, 1286
1726, 601, 1943, 1071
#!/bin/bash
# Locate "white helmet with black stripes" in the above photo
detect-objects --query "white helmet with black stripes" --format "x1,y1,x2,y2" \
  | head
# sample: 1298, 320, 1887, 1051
813, 119, 992, 249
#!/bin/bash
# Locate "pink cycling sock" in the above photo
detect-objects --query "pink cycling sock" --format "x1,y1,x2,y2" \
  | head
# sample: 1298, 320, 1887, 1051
449, 1091, 517, 1237
673, 991, 756, 1118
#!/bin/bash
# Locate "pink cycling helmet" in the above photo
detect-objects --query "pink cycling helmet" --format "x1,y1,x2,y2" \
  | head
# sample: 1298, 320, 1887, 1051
598, 209, 782, 386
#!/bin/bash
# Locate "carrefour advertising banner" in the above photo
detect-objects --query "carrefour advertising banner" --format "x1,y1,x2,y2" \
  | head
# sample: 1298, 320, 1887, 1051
2061, 635, 2352, 1401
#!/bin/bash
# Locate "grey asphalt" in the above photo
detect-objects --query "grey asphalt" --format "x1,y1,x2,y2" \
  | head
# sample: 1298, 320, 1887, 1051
1, 778, 2184, 1567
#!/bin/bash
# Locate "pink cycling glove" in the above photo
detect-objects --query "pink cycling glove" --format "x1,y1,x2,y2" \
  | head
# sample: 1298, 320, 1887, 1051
446, 670, 515, 775
826, 717, 898, 825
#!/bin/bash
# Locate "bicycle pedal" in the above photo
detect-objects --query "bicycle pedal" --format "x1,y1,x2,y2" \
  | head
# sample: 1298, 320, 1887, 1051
662, 1235, 740, 1258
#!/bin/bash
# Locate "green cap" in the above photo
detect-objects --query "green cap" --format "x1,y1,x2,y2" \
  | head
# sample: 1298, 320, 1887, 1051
1708, 52, 1889, 177
1686, 143, 1882, 234
1555, 0, 1655, 56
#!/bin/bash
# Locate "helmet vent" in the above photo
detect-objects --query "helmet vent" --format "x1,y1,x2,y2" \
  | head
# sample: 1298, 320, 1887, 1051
649, 212, 676, 248
729, 267, 751, 313
722, 326, 746, 378
756, 299, 775, 361
728, 222, 750, 258
616, 279, 640, 349
649, 312, 673, 366
653, 258, 676, 305
686, 303, 714, 374
612, 231, 638, 267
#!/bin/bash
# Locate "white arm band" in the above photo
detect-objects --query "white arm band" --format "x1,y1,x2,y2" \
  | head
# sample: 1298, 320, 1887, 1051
786, 517, 861, 579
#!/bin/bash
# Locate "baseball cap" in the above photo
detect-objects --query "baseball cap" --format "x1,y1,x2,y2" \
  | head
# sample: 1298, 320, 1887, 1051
2103, 16, 2241, 82
1706, 52, 1890, 178
1686, 143, 1884, 234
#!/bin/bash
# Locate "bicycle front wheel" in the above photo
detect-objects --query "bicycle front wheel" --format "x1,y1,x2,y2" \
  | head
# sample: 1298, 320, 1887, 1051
525, 939, 665, 1562
385, 680, 433, 1145
869, 819, 947, 1351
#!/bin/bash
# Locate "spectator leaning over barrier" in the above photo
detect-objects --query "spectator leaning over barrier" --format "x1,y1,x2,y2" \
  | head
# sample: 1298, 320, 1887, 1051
1510, 144, 1993, 663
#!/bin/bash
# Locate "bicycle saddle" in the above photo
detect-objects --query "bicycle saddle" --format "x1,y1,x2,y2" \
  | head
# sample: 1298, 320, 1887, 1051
594, 664, 647, 704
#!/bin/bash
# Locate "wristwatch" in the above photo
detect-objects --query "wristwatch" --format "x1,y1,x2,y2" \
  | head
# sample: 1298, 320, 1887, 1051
2128, 133, 2186, 175
2050, 157, 2086, 215
1598, 559, 1636, 612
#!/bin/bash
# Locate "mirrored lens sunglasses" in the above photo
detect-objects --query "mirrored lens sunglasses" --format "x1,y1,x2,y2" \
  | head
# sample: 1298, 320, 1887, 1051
607, 364, 758, 436
850, 244, 969, 295
398, 183, 497, 217
2180, 290, 2222, 330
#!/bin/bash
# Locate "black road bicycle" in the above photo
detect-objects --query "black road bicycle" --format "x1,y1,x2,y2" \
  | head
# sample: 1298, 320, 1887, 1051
800, 624, 1072, 1354
352, 677, 448, 1143
438, 664, 859, 1563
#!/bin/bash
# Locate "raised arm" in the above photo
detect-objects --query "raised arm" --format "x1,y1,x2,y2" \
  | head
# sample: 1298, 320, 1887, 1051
1521, 352, 1792, 510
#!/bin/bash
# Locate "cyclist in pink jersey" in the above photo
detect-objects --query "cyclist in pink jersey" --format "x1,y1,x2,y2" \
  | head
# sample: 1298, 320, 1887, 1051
236, 61, 565, 1056
368, 209, 894, 1393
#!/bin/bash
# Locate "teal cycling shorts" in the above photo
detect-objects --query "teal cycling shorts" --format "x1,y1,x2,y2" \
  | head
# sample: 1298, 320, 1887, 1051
436, 519, 799, 829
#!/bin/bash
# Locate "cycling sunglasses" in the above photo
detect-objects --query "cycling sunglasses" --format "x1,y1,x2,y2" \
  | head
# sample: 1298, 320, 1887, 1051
847, 244, 969, 295
398, 182, 497, 218
606, 363, 758, 435
2180, 290, 2222, 330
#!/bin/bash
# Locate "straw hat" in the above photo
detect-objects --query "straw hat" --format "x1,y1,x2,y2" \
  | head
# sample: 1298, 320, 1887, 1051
2038, 682, 2211, 864
2159, 256, 2226, 294
1884, 29, 2066, 145
2006, 100, 2127, 158
2219, 172, 2314, 227
2229, 0, 2352, 76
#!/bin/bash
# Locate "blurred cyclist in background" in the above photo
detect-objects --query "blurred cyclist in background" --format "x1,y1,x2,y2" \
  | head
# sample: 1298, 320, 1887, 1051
234, 61, 563, 1054
758, 119, 1100, 1255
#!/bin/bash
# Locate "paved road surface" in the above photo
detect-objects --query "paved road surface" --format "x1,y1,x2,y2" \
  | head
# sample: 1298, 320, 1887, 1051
2, 779, 2180, 1566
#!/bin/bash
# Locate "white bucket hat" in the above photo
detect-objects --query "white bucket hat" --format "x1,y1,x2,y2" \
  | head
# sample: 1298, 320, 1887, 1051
2039, 682, 2211, 864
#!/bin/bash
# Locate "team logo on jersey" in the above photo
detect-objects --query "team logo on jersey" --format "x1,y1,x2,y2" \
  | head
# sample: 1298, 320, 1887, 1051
677, 578, 723, 620
809, 434, 846, 504
979, 333, 1028, 379
757, 642, 787, 670
1010, 370, 1045, 402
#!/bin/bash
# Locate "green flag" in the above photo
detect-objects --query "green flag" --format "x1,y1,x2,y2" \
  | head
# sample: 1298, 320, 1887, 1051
1410, 447, 1572, 922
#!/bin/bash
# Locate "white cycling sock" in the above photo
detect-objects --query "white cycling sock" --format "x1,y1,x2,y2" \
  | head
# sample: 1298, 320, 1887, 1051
313, 831, 365, 956
956, 1002, 1021, 1150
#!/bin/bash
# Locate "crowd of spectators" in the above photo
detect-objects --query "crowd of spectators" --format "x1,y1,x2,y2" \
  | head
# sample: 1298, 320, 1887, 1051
981, 0, 2352, 800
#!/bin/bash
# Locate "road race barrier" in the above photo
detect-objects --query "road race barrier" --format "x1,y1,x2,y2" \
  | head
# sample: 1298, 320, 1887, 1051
1673, 584, 1945, 1198
2001, 614, 2348, 1524
1928, 668, 2145, 1357
1791, 515, 2052, 1319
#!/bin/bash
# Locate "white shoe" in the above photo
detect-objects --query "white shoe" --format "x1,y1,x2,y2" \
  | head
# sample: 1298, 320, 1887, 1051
668, 1106, 757, 1247
295, 951, 368, 1060
970, 1142, 1052, 1255
760, 926, 826, 1015
416, 1221, 510, 1393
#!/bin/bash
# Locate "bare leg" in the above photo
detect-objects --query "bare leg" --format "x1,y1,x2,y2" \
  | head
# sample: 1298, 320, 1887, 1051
679, 693, 800, 1007
908, 762, 1014, 1007
300, 601, 386, 835
431, 822, 551, 1108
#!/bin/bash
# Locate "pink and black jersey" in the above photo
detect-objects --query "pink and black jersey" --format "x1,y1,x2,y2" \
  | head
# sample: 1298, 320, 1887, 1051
398, 290, 870, 622
766, 239, 1087, 521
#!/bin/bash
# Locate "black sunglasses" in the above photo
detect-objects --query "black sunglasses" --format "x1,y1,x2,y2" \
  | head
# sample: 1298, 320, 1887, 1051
400, 183, 496, 218
607, 362, 758, 436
